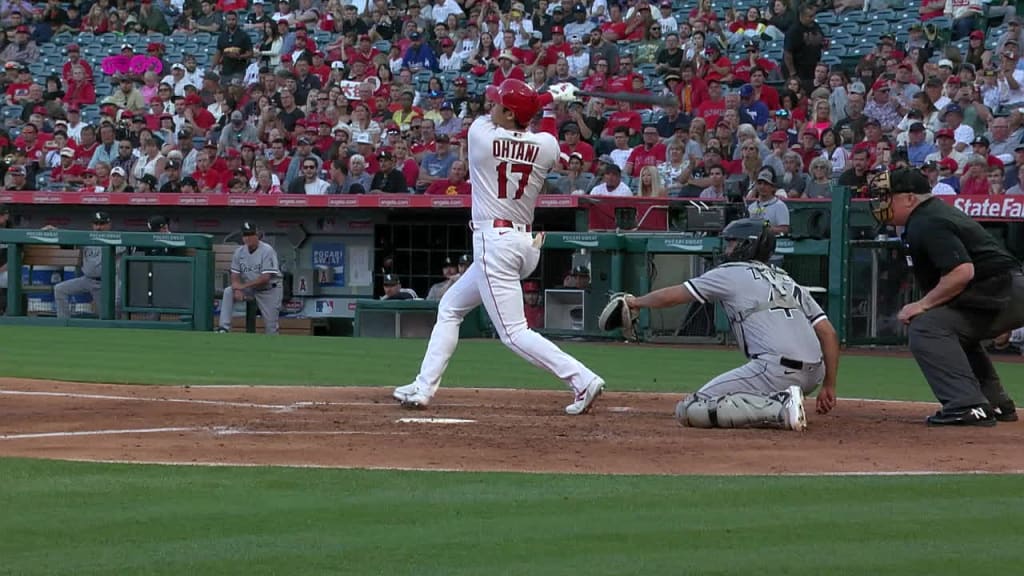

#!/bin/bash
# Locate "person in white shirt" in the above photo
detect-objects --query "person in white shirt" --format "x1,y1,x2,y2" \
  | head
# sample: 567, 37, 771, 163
437, 38, 463, 72
430, 0, 464, 23
590, 164, 633, 196
657, 1, 679, 34
922, 162, 957, 195
608, 128, 632, 170
288, 157, 331, 194
996, 40, 1024, 107
565, 36, 590, 79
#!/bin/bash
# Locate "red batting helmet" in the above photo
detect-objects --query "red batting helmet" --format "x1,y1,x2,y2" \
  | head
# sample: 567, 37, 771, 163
485, 79, 540, 127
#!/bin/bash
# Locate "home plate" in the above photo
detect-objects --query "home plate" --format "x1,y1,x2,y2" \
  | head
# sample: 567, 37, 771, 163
396, 417, 477, 424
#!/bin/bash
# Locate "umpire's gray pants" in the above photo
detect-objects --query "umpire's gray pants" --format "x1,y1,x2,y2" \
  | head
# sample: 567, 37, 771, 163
907, 273, 1024, 411
694, 354, 825, 401
54, 276, 120, 319
219, 285, 283, 334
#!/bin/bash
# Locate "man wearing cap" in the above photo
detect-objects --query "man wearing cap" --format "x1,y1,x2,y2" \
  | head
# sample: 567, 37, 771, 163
218, 222, 283, 334
748, 166, 790, 235
925, 128, 969, 175
425, 256, 460, 302
906, 122, 937, 167
61, 44, 93, 83
403, 31, 438, 73
416, 134, 457, 190
54, 212, 122, 319
52, 147, 85, 187
435, 101, 463, 138
369, 150, 409, 194
558, 122, 595, 173
104, 75, 146, 112
589, 163, 632, 196
217, 110, 260, 153
941, 104, 975, 153
380, 273, 417, 301
870, 168, 1024, 425
863, 79, 901, 133
0, 24, 38, 64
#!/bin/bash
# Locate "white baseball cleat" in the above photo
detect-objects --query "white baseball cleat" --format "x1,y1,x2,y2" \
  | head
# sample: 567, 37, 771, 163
565, 378, 605, 415
782, 385, 807, 431
400, 390, 432, 410
392, 383, 418, 403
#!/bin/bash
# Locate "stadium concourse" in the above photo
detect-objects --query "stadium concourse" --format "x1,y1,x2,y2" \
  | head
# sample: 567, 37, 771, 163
0, 0, 1021, 199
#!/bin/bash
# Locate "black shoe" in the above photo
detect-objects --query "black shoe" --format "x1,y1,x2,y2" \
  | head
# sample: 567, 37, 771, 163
926, 406, 997, 427
993, 401, 1018, 423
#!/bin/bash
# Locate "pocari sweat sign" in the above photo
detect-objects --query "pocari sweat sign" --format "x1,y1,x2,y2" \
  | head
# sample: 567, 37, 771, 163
311, 243, 345, 287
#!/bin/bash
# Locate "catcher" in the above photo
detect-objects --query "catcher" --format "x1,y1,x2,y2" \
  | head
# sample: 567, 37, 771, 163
599, 218, 840, 431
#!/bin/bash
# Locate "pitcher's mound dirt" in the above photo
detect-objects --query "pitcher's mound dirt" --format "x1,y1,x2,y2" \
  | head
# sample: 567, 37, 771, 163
1, 379, 1021, 475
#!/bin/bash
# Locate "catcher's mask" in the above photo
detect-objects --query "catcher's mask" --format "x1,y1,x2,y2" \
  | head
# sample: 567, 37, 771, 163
720, 218, 775, 263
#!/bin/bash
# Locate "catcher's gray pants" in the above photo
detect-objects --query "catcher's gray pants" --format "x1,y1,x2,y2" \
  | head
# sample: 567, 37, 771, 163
695, 355, 824, 400
679, 355, 823, 428
907, 273, 1024, 411
54, 276, 121, 319
219, 284, 283, 334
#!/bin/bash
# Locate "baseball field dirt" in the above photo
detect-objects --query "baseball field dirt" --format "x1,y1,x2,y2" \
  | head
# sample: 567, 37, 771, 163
2, 378, 1022, 474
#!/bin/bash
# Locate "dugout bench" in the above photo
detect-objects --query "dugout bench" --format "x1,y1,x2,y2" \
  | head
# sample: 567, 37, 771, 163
0, 229, 214, 331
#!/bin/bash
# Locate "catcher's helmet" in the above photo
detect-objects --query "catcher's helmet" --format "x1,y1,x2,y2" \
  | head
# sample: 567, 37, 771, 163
867, 167, 929, 224
720, 218, 775, 263
485, 79, 541, 127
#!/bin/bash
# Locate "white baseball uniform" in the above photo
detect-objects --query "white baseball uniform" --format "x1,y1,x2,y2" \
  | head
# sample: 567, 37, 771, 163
408, 116, 602, 400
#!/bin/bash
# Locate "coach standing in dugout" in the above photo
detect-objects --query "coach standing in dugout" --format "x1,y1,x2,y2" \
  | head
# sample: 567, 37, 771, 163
871, 168, 1023, 426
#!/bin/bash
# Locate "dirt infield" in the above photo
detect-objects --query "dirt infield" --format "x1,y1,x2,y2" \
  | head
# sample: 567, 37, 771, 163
1, 378, 1022, 475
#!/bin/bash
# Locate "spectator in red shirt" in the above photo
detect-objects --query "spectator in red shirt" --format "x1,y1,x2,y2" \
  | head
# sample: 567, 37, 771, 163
64, 65, 96, 107
581, 58, 611, 93
698, 43, 734, 84
625, 126, 667, 177
749, 67, 781, 111
493, 50, 526, 85
695, 78, 726, 128
733, 42, 778, 84
607, 53, 641, 93
61, 44, 94, 83
267, 138, 291, 178
676, 62, 708, 116
558, 122, 595, 172
602, 100, 642, 139
52, 147, 85, 187
425, 159, 470, 195
541, 26, 572, 71
191, 150, 224, 193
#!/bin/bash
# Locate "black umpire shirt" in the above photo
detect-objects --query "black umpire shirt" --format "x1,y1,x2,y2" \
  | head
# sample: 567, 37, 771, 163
903, 196, 1020, 293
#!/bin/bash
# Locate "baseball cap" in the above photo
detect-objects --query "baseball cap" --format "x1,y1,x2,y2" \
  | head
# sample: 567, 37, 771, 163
241, 221, 258, 235
354, 133, 372, 145
970, 30, 984, 40
573, 3, 586, 13
849, 81, 867, 95
972, 135, 990, 146
523, 280, 540, 292
552, 25, 564, 35
872, 79, 889, 92
230, 110, 244, 121
409, 31, 421, 40
166, 159, 182, 169
908, 122, 925, 132
443, 256, 457, 267
377, 149, 394, 161
147, 215, 168, 231
453, 77, 468, 87
769, 131, 788, 143
562, 122, 580, 133
440, 101, 454, 110
297, 137, 313, 145
15, 25, 28, 33
938, 59, 954, 69
938, 157, 958, 171
111, 166, 127, 177
59, 147, 75, 158
774, 109, 790, 118
739, 84, 754, 98
459, 254, 471, 264
93, 211, 111, 224
756, 167, 775, 183
382, 273, 400, 285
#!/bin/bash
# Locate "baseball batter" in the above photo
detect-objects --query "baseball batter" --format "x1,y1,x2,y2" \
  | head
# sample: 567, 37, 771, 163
217, 222, 283, 334
394, 79, 606, 415
622, 219, 840, 430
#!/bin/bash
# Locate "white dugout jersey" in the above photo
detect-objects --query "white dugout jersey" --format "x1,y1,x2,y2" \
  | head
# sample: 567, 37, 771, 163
468, 116, 560, 226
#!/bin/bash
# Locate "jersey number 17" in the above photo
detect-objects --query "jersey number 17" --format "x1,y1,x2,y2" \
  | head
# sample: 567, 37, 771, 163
496, 161, 533, 200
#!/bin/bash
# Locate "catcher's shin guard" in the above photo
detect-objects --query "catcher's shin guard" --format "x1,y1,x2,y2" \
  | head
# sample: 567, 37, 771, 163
675, 392, 788, 429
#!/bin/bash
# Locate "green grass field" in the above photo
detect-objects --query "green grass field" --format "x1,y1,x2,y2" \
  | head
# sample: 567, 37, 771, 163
1, 327, 1023, 575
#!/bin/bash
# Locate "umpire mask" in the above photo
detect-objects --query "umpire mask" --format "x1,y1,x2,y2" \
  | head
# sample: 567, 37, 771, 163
868, 169, 894, 224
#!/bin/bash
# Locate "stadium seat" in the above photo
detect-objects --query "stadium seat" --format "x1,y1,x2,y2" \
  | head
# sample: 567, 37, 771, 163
2, 105, 23, 126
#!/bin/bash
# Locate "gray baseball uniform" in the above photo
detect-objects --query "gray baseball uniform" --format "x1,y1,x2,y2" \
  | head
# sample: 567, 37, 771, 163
677, 261, 827, 428
218, 241, 283, 334
54, 246, 122, 318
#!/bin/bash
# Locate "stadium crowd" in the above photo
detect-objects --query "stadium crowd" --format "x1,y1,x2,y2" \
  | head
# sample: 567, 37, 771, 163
0, 0, 1023, 199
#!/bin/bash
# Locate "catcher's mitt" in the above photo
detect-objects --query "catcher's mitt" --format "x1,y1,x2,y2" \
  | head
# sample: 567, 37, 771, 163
598, 292, 639, 341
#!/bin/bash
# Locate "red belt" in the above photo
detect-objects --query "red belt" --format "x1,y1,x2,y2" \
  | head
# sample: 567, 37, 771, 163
492, 219, 531, 231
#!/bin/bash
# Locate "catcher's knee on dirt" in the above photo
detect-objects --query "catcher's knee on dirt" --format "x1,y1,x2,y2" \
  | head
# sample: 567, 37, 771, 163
675, 392, 787, 429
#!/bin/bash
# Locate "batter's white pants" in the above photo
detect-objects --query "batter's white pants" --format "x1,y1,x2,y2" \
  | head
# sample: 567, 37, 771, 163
412, 227, 600, 397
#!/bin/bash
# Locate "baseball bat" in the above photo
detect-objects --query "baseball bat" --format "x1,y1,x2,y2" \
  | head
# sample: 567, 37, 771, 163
576, 90, 678, 107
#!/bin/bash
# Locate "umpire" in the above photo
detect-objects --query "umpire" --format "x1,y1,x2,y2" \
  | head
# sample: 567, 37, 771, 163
871, 168, 1023, 426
